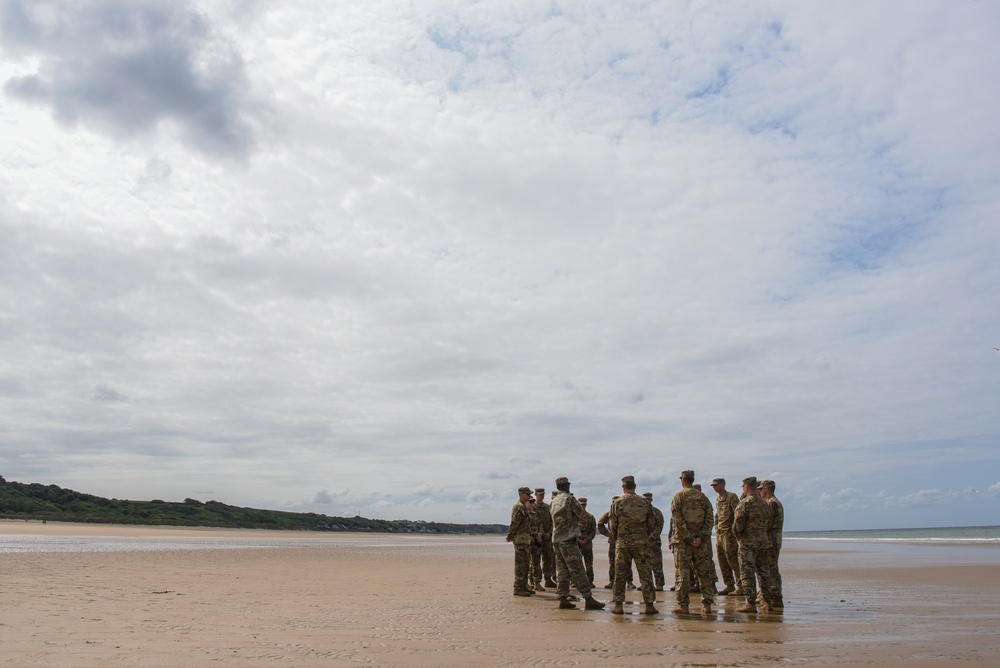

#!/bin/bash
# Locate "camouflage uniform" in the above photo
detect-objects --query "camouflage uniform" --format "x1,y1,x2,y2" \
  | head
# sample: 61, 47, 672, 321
609, 489, 656, 604
733, 482, 772, 608
714, 488, 741, 590
531, 488, 555, 585
644, 493, 666, 590
578, 499, 597, 586
597, 506, 616, 586
764, 491, 784, 605
670, 485, 716, 607
534, 494, 556, 585
550, 491, 594, 598
506, 493, 534, 594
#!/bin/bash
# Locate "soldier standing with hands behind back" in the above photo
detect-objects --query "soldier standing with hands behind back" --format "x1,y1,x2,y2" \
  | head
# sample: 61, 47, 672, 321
609, 476, 658, 615
670, 470, 716, 616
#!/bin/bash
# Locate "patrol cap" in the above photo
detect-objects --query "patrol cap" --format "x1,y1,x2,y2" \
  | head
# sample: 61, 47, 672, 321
760, 479, 775, 490
518, 486, 531, 495
680, 470, 695, 481
535, 487, 545, 494
555, 476, 570, 486
621, 475, 635, 486
642, 492, 653, 499
579, 497, 588, 504
711, 477, 725, 486
742, 476, 758, 488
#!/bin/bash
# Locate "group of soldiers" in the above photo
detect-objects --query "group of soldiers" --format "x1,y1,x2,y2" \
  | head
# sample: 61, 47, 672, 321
506, 471, 784, 617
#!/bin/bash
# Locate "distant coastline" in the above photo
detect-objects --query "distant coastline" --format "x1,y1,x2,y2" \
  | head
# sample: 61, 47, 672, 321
0, 476, 506, 535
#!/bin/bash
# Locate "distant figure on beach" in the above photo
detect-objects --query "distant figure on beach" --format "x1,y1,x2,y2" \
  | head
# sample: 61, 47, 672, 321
549, 477, 605, 611
506, 486, 537, 597
711, 477, 742, 596
642, 492, 666, 591
577, 497, 597, 587
733, 476, 774, 614
530, 487, 556, 591
670, 470, 716, 616
760, 480, 784, 611
609, 476, 658, 615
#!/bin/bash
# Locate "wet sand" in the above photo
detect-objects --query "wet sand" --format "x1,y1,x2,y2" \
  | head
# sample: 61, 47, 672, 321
2, 521, 997, 667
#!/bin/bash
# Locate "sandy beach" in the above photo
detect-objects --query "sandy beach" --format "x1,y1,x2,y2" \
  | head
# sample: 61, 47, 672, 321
2, 521, 997, 667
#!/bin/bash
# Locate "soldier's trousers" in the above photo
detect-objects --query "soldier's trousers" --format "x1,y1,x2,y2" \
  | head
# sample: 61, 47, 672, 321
648, 541, 665, 588
580, 542, 595, 585
673, 540, 715, 606
738, 542, 772, 606
767, 537, 782, 600
512, 543, 531, 592
716, 531, 740, 589
613, 543, 654, 604
541, 538, 555, 581
530, 542, 542, 584
554, 539, 593, 598
607, 540, 616, 584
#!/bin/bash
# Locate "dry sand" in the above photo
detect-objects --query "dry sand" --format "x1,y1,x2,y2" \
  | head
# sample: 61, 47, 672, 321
2, 521, 997, 667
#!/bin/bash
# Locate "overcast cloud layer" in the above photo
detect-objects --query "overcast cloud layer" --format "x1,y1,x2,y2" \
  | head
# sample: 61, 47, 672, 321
1, 0, 998, 530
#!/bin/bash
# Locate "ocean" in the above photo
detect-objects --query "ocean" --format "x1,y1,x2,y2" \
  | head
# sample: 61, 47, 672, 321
786, 525, 1000, 543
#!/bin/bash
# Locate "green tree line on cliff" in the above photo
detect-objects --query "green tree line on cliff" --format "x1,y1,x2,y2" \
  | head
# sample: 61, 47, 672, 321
0, 476, 505, 534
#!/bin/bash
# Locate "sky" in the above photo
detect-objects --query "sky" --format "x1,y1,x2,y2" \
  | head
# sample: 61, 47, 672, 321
1, 0, 998, 532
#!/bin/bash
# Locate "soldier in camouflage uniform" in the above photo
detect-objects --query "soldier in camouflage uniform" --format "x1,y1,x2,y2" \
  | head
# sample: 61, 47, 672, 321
642, 492, 666, 591
532, 487, 557, 589
732, 476, 773, 613
670, 470, 716, 615
550, 477, 606, 610
609, 476, 658, 615
506, 486, 537, 596
711, 477, 741, 595
760, 480, 784, 610
577, 497, 597, 587
597, 497, 626, 588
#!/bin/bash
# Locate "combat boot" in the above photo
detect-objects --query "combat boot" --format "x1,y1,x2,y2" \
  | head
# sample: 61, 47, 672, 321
558, 597, 576, 610
772, 597, 784, 611
534, 581, 545, 591
671, 604, 689, 615
737, 603, 757, 613
611, 601, 624, 615
701, 602, 713, 616
513, 589, 533, 597
584, 596, 606, 610
760, 600, 773, 613
643, 603, 659, 615
717, 585, 734, 596
545, 578, 557, 588
732, 588, 745, 596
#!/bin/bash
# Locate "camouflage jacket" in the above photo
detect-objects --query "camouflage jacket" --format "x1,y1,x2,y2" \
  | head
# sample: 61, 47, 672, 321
609, 491, 655, 548
733, 493, 770, 549
579, 510, 597, 543
550, 492, 584, 543
649, 504, 665, 545
670, 487, 714, 545
766, 496, 784, 546
715, 491, 740, 532
532, 500, 553, 538
597, 510, 612, 539
506, 501, 533, 545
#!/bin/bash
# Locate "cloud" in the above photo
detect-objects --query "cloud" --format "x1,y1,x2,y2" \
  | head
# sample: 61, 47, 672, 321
0, 0, 256, 158
816, 488, 869, 512
884, 488, 962, 509
311, 488, 349, 504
